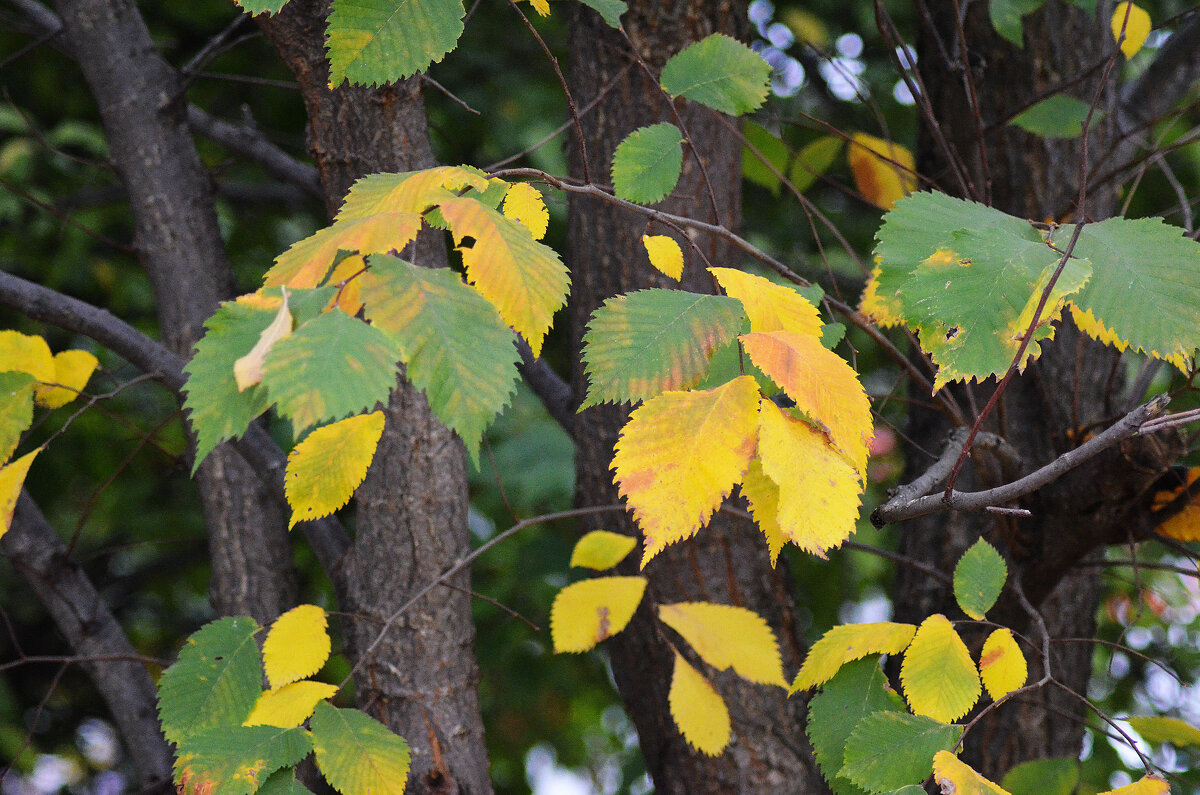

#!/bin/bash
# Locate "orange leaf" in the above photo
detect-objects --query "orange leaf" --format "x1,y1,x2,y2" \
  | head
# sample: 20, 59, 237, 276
848, 133, 916, 209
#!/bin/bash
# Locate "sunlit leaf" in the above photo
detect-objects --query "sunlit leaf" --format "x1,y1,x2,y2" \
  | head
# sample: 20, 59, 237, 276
440, 196, 570, 357
1098, 775, 1169, 795
0, 372, 34, 464
668, 651, 731, 755
710, 268, 823, 338
262, 605, 331, 690
932, 750, 1011, 795
848, 133, 916, 209
611, 123, 684, 205
1009, 95, 1100, 139
659, 34, 771, 116
1126, 715, 1200, 747
840, 711, 962, 793
0, 449, 37, 539
643, 235, 684, 280
326, 0, 466, 86
756, 399, 862, 557
1111, 2, 1150, 58
285, 412, 383, 527
953, 538, 1008, 619
741, 330, 873, 475
901, 614, 981, 722
174, 725, 311, 795
234, 289, 292, 392
569, 530, 637, 571
35, 349, 99, 409
740, 459, 785, 565
978, 629, 1027, 701
580, 289, 745, 408
310, 701, 411, 795
1000, 757, 1079, 795
658, 602, 785, 687
791, 622, 916, 693
244, 681, 340, 729
612, 376, 759, 563
502, 182, 549, 240
790, 136, 843, 193
550, 576, 647, 652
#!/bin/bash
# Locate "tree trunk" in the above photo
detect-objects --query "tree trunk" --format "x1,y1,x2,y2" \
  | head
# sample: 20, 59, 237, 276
891, 0, 1181, 776
259, 4, 492, 792
565, 4, 822, 792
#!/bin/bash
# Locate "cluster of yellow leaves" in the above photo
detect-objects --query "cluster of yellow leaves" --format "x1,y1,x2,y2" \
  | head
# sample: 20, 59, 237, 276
244, 604, 339, 728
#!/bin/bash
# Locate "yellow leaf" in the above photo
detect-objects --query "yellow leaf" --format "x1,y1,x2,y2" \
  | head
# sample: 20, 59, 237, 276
669, 650, 731, 755
1111, 3, 1151, 58
740, 458, 785, 566
756, 399, 862, 557
612, 376, 759, 565
710, 268, 823, 337
901, 614, 981, 722
790, 621, 915, 693
339, 167, 491, 219
550, 576, 647, 653
0, 448, 38, 540
525, 0, 550, 15
1098, 775, 1169, 795
741, 330, 873, 475
323, 254, 366, 316
233, 288, 292, 392
0, 331, 54, 384
978, 628, 1027, 701
265, 213, 424, 288
244, 680, 339, 728
503, 182, 550, 240
658, 602, 786, 687
285, 412, 385, 528
35, 350, 98, 409
848, 132, 916, 209
643, 235, 684, 280
439, 196, 570, 357
1152, 467, 1200, 541
932, 751, 1011, 795
570, 530, 637, 571
263, 604, 331, 689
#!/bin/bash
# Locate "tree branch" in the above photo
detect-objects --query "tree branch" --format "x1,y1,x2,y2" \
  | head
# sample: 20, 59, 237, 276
1118, 11, 1200, 129
185, 105, 323, 201
514, 336, 575, 437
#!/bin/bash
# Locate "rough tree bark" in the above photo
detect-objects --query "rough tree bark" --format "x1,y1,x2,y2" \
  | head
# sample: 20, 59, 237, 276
566, 3, 821, 792
889, 0, 1182, 777
258, 3, 492, 792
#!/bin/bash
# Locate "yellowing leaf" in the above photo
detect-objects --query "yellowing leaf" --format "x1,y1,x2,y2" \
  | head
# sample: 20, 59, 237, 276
285, 412, 384, 528
658, 602, 786, 687
668, 650, 731, 755
0, 331, 54, 385
741, 330, 872, 475
978, 629, 1027, 701
234, 289, 292, 392
570, 530, 637, 571
756, 399, 863, 557
1111, 3, 1150, 58
550, 576, 647, 653
502, 182, 549, 240
791, 622, 916, 693
265, 213, 424, 289
848, 133, 916, 209
323, 254, 366, 316
439, 196, 570, 357
710, 268, 823, 337
932, 751, 1011, 795
1153, 467, 1200, 541
611, 376, 759, 564
740, 458, 785, 565
1098, 775, 1169, 795
0, 448, 38, 540
35, 350, 98, 409
526, 0, 550, 14
263, 604, 331, 689
339, 166, 489, 219
859, 264, 905, 328
643, 235, 684, 280
901, 614, 981, 722
244, 681, 340, 728
1126, 715, 1200, 746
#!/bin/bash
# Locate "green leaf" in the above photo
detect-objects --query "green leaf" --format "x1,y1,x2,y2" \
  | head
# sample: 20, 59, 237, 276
611, 123, 683, 204
1000, 757, 1079, 795
1064, 217, 1200, 370
1009, 95, 1100, 139
311, 701, 411, 795
989, 0, 1046, 46
807, 658, 905, 795
577, 0, 626, 26
790, 136, 843, 193
157, 617, 263, 745
326, 0, 466, 86
262, 309, 401, 435
742, 121, 789, 194
840, 711, 962, 793
360, 256, 519, 463
174, 726, 312, 795
953, 538, 1008, 619
0, 371, 34, 464
258, 769, 315, 795
580, 289, 746, 408
659, 33, 771, 116
235, 0, 289, 13
1126, 715, 1200, 746
184, 300, 276, 470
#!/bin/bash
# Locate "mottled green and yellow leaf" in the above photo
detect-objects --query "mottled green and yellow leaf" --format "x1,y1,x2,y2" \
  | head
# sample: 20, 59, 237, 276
310, 701, 410, 795
791, 622, 916, 693
901, 614, 981, 722
933, 751, 1011, 795
1126, 715, 1200, 747
0, 372, 34, 464
326, 0, 465, 86
285, 412, 384, 528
